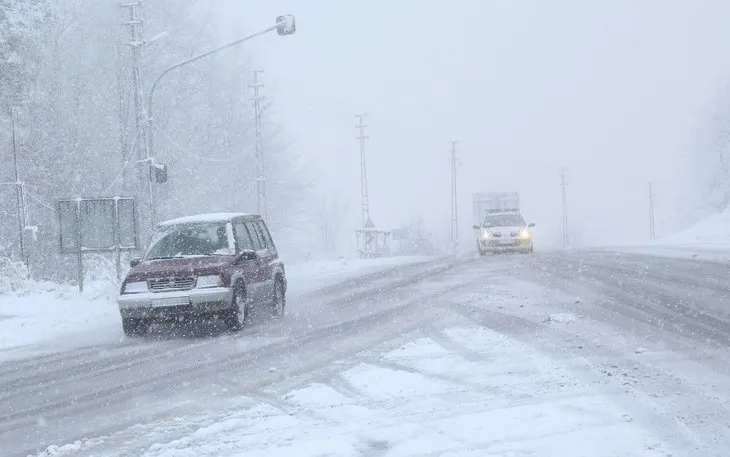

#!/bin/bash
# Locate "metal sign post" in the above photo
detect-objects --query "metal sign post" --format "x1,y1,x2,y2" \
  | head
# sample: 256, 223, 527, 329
59, 197, 139, 292
75, 199, 83, 292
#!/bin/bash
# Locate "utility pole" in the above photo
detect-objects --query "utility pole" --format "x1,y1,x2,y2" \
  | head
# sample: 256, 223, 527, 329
120, 1, 155, 228
450, 141, 459, 255
560, 168, 569, 248
249, 69, 266, 218
11, 109, 26, 266
649, 182, 656, 241
355, 114, 370, 226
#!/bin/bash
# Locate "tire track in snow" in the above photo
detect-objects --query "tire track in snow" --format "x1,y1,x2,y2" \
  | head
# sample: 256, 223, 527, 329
0, 258, 468, 406
3, 259, 485, 457
525, 252, 730, 347
446, 294, 730, 456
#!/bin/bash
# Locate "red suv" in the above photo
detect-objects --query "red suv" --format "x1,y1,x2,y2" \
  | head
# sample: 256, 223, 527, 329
117, 213, 286, 336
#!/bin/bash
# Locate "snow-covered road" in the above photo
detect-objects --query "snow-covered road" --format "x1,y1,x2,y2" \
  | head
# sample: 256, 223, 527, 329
0, 256, 433, 361
2, 251, 730, 456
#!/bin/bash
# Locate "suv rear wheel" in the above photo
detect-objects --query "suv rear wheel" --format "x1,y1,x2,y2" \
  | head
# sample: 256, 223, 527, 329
271, 278, 286, 319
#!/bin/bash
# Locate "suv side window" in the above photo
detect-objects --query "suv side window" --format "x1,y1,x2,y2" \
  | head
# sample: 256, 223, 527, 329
256, 220, 276, 252
245, 221, 264, 251
234, 222, 255, 252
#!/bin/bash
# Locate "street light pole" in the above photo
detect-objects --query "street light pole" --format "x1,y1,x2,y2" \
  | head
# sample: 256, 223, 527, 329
143, 16, 296, 227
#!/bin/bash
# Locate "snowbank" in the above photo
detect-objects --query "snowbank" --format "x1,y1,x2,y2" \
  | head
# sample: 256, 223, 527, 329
0, 281, 123, 360
648, 208, 730, 260
606, 208, 730, 261
661, 207, 730, 244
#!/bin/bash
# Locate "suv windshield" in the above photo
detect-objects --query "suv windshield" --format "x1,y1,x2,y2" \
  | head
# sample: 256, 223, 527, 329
145, 222, 234, 260
482, 214, 525, 227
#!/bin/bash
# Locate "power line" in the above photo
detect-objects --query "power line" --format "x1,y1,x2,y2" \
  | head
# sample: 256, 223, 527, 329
24, 189, 54, 212
355, 114, 370, 226
560, 168, 569, 248
450, 141, 459, 255
249, 69, 267, 219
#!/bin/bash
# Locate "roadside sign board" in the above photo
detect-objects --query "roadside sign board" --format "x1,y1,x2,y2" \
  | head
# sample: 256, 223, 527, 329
58, 197, 138, 292
59, 197, 138, 253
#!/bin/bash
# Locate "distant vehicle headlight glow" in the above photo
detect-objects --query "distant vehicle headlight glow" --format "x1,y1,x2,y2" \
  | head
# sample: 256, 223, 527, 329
480, 230, 491, 240
519, 228, 531, 239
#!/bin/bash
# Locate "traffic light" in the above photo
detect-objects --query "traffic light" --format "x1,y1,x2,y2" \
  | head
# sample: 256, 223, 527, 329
150, 162, 168, 184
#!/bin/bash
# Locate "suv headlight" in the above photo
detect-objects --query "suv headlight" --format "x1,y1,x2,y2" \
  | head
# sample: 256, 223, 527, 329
519, 228, 531, 239
196, 275, 222, 289
480, 230, 491, 240
123, 281, 148, 294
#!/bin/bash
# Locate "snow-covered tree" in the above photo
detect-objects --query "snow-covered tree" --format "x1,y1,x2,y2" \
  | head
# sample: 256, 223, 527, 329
0, 0, 48, 109
0, 0, 314, 279
685, 85, 730, 223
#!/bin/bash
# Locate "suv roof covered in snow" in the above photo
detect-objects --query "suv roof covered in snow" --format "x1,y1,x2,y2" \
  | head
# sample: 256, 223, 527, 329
158, 212, 256, 227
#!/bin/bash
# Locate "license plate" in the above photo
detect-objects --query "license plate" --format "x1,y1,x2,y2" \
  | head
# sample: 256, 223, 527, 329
151, 297, 190, 307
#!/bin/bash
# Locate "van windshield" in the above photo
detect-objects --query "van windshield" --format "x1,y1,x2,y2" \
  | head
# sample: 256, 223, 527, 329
145, 222, 234, 260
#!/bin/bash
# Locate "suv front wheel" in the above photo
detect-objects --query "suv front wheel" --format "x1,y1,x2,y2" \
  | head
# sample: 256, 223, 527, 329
223, 283, 249, 331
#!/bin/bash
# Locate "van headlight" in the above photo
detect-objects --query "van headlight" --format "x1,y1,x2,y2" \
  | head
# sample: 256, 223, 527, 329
123, 281, 148, 294
196, 275, 222, 289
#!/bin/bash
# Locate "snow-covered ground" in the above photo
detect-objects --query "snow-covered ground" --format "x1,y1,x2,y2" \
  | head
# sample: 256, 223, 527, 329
11, 251, 730, 457
37, 323, 670, 457
0, 280, 121, 360
608, 243, 730, 262
598, 207, 730, 261
662, 208, 730, 244
0, 256, 432, 361
284, 255, 433, 296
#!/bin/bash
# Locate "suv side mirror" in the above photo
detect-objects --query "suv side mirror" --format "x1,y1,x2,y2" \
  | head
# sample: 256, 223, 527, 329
130, 258, 142, 268
239, 250, 258, 261
528, 223, 536, 228
472, 225, 480, 230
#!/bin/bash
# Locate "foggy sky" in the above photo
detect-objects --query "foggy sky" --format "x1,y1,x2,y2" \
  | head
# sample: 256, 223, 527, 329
214, 0, 730, 250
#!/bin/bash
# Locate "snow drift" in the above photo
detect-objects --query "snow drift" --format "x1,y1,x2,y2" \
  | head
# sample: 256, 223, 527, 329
661, 207, 730, 244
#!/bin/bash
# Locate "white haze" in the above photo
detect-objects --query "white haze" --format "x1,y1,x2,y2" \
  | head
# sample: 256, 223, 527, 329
212, 0, 730, 252
4, 1, 724, 262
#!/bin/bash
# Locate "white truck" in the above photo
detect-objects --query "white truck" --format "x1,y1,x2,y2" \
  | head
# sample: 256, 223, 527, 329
472, 192, 535, 255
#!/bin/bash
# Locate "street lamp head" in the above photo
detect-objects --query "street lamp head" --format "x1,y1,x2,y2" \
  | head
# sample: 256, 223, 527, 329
276, 15, 296, 35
